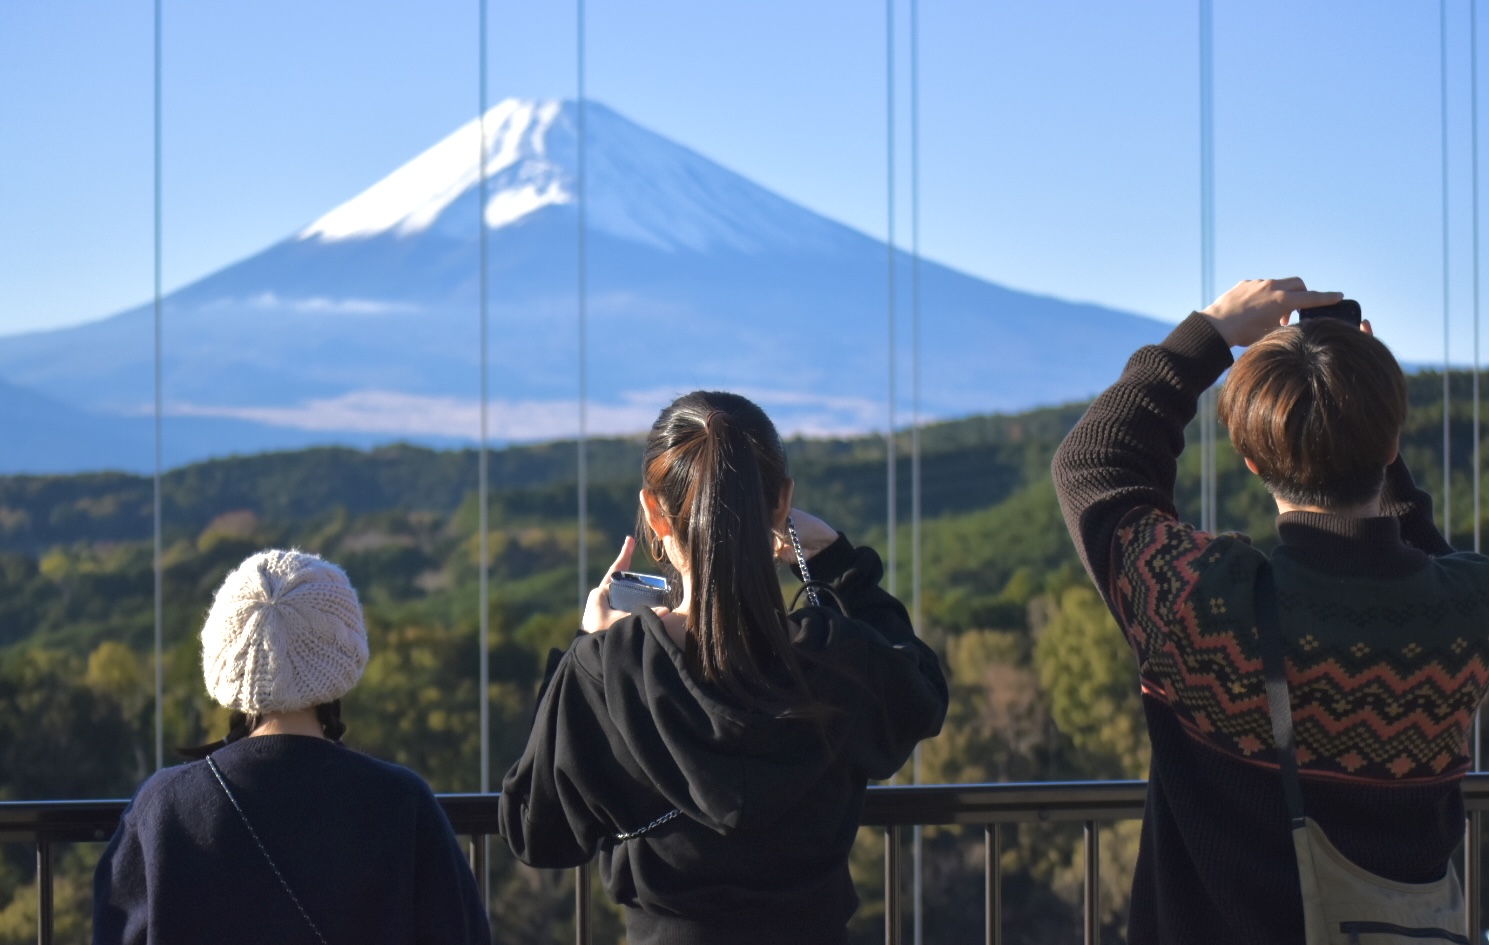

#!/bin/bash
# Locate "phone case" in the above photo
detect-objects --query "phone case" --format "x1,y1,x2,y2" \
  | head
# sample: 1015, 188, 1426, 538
609, 576, 667, 612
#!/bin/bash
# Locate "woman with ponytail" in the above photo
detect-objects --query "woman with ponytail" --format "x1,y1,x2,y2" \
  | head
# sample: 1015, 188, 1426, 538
499, 391, 948, 945
93, 549, 491, 945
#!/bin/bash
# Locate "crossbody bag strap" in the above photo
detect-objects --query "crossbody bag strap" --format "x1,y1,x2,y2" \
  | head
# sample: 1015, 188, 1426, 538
1253, 562, 1308, 828
205, 755, 330, 945
787, 516, 822, 608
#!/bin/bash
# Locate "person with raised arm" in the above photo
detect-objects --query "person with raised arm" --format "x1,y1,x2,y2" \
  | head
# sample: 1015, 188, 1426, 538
499, 390, 948, 945
1054, 279, 1489, 944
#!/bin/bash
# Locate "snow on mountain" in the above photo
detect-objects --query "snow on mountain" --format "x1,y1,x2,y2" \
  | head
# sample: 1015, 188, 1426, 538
0, 99, 1171, 474
300, 100, 568, 241
299, 98, 850, 255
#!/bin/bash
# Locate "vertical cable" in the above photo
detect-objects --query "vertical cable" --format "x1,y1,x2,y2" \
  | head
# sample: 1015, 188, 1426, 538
576, 0, 589, 608
1459, 11, 1483, 910
885, 0, 897, 600
1474, 0, 1484, 776
477, 0, 491, 801
1447, 0, 1456, 543
1475, 0, 1483, 562
152, 0, 164, 773
1197, 0, 1209, 535
908, 0, 922, 674
476, 0, 494, 908
908, 5, 924, 942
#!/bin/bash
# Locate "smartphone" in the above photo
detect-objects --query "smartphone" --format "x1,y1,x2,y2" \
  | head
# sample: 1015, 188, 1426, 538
1297, 299, 1362, 327
609, 571, 669, 611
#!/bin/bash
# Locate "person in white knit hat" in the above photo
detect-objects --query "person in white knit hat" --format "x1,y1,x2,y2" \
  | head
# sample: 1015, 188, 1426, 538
196, 548, 369, 744
93, 549, 492, 945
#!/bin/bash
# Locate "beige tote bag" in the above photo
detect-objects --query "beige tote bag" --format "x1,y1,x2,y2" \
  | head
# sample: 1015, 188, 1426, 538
1256, 565, 1467, 945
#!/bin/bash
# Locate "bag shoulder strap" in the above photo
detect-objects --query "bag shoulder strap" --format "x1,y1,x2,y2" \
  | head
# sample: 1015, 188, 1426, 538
205, 755, 329, 945
787, 516, 822, 608
1253, 562, 1308, 828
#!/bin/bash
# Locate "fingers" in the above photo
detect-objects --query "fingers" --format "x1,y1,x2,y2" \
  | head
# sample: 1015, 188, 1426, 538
1269, 276, 1306, 291
1289, 289, 1343, 310
605, 536, 635, 581
581, 587, 608, 633
773, 530, 792, 562
1361, 318, 1374, 336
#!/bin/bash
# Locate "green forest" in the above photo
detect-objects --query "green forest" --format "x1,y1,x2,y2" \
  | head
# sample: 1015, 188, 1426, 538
2, 372, 1485, 944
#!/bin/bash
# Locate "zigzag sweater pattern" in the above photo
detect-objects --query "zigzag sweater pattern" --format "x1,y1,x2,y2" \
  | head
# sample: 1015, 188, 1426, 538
1052, 313, 1489, 945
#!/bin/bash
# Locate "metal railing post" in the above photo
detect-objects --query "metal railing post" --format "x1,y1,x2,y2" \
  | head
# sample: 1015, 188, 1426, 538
886, 825, 902, 945
469, 835, 487, 888
1468, 812, 1482, 942
37, 840, 53, 945
985, 824, 1001, 945
1084, 821, 1099, 945
575, 861, 592, 945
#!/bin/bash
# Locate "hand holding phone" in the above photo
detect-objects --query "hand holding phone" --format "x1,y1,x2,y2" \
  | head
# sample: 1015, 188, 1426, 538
609, 571, 669, 611
583, 538, 673, 633
1297, 299, 1362, 327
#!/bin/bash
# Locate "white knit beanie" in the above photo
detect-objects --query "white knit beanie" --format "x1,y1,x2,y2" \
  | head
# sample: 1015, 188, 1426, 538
201, 549, 368, 715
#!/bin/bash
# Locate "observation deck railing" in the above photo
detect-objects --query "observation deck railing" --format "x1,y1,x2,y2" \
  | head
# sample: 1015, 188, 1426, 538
6, 777, 1488, 945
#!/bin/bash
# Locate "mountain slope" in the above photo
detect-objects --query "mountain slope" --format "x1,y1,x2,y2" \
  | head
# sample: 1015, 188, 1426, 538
0, 99, 1169, 473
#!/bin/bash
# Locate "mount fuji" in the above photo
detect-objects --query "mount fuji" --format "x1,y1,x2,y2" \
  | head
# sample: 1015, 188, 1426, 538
0, 99, 1169, 473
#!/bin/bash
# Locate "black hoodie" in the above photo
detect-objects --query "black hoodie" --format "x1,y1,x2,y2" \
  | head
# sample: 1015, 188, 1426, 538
498, 534, 948, 945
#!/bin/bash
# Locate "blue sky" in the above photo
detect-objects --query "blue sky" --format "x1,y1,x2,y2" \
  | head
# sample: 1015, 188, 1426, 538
0, 0, 1482, 366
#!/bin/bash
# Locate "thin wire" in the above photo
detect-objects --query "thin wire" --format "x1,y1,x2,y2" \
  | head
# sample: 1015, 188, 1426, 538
576, 0, 589, 609
908, 0, 922, 698
477, 0, 491, 802
1475, 0, 1483, 562
885, 0, 897, 601
1198, 0, 1217, 534
1473, 0, 1483, 771
1446, 0, 1455, 542
908, 4, 924, 942
152, 0, 164, 773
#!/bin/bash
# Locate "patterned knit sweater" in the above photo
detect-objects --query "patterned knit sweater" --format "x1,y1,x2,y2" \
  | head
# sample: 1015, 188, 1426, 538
1052, 313, 1489, 945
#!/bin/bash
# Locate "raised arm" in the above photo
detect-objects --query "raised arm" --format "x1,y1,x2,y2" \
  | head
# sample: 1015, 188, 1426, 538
497, 645, 612, 869
1382, 456, 1455, 555
1053, 278, 1342, 600
785, 514, 948, 776
1052, 315, 1230, 600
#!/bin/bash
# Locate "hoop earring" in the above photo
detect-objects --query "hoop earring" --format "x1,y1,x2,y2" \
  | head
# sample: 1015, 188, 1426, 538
648, 533, 666, 564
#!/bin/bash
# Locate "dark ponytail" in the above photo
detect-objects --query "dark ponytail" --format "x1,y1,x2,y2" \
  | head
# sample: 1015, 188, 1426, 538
177, 699, 346, 758
640, 391, 816, 714
316, 699, 347, 742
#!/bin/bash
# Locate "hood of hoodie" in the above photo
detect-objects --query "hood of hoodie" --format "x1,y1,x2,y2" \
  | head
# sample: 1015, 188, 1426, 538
575, 608, 862, 835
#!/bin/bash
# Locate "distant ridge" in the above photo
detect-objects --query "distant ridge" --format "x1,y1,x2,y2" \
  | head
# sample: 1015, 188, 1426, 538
0, 99, 1169, 474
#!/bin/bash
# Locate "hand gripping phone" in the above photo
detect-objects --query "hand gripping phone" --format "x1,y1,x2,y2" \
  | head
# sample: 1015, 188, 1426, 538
609, 571, 669, 611
1298, 299, 1362, 327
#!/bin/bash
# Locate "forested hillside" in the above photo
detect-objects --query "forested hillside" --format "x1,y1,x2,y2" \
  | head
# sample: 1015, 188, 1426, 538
1, 372, 1482, 944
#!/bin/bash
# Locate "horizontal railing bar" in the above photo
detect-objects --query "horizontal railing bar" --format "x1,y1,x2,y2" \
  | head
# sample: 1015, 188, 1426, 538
9, 774, 1489, 843
859, 780, 1147, 826
0, 799, 125, 844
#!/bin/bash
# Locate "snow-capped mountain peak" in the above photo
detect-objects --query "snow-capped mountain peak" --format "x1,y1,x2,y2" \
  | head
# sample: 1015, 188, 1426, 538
298, 98, 847, 255
300, 99, 569, 241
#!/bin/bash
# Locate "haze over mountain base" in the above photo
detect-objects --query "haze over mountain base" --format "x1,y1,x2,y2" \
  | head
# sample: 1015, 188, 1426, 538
0, 99, 1169, 474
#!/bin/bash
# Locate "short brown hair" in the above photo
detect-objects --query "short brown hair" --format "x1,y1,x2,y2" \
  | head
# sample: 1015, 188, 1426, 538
1217, 319, 1406, 509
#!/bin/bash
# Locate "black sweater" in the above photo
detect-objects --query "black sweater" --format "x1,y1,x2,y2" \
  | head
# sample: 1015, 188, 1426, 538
1052, 313, 1489, 944
498, 535, 948, 945
92, 735, 491, 945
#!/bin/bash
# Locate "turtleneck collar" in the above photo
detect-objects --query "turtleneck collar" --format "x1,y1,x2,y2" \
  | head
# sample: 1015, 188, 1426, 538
1273, 511, 1429, 579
